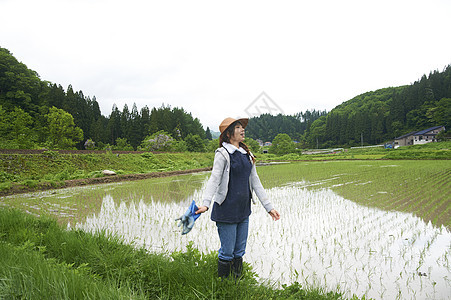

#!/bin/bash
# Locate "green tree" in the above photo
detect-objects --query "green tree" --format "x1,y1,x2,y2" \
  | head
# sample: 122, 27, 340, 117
244, 137, 261, 154
0, 106, 12, 148
141, 106, 151, 135
171, 140, 188, 152
0, 106, 7, 138
205, 127, 212, 140
390, 121, 404, 139
307, 117, 327, 148
206, 138, 220, 152
436, 129, 450, 141
270, 133, 295, 155
46, 106, 83, 149
128, 103, 142, 149
10, 107, 34, 148
0, 47, 42, 113
107, 104, 122, 144
428, 98, 451, 128
90, 115, 108, 146
0, 106, 34, 148
120, 104, 130, 140
113, 137, 134, 151
184, 134, 206, 152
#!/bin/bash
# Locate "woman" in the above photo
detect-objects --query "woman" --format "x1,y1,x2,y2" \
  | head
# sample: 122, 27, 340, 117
195, 117, 280, 279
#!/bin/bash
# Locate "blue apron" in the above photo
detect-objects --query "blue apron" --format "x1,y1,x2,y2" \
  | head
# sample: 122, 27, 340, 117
211, 147, 252, 223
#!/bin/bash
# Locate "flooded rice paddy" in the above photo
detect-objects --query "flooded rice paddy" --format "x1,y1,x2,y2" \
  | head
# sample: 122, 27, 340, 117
1, 166, 450, 300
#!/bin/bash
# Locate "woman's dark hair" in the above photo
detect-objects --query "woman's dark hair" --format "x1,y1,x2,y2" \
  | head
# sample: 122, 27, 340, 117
219, 120, 255, 163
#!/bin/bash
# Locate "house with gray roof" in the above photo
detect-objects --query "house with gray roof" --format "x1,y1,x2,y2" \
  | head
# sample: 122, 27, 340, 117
394, 131, 418, 147
413, 126, 445, 145
394, 126, 445, 148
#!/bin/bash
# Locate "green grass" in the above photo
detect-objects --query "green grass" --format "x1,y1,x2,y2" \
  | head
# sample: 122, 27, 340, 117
0, 242, 143, 299
258, 141, 451, 161
0, 151, 214, 192
0, 141, 449, 193
1, 151, 214, 179
257, 160, 451, 228
0, 208, 347, 299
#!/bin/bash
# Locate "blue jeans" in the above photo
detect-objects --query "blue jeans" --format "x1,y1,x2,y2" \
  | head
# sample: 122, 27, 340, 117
216, 217, 249, 261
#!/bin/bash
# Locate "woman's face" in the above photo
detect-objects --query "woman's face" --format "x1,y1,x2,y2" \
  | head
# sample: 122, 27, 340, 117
229, 123, 245, 143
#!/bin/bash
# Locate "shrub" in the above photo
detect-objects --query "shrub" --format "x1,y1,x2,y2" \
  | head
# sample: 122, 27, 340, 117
84, 139, 95, 150
0, 171, 19, 182
171, 140, 188, 152
140, 131, 174, 151
270, 133, 295, 155
113, 138, 134, 151
206, 139, 220, 152
140, 152, 153, 159
184, 134, 206, 152
244, 137, 261, 154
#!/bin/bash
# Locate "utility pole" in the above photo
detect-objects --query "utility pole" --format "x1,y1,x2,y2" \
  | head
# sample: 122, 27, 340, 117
361, 132, 363, 147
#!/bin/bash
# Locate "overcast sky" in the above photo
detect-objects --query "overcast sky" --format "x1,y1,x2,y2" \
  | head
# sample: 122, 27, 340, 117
1, 0, 450, 131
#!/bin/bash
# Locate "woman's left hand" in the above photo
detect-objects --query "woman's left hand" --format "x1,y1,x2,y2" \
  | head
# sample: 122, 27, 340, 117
269, 209, 280, 221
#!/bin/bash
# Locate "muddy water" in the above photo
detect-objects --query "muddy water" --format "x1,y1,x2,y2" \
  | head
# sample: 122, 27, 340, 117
2, 171, 450, 300
0, 172, 210, 225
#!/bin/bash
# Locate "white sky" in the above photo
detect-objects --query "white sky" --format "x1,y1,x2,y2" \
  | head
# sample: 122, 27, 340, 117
1, 0, 450, 131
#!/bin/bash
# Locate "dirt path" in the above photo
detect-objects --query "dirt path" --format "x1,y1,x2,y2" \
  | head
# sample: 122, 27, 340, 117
0, 167, 212, 197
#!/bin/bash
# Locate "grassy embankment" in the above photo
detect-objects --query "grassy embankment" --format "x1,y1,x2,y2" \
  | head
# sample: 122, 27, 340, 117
259, 140, 451, 161
0, 151, 214, 194
0, 141, 449, 194
0, 208, 347, 299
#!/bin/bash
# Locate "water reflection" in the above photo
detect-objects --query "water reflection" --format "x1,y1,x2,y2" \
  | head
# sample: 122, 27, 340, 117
0, 172, 210, 226
75, 183, 451, 300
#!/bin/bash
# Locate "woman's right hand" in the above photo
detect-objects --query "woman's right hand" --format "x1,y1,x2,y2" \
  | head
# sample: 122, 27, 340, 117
195, 206, 208, 214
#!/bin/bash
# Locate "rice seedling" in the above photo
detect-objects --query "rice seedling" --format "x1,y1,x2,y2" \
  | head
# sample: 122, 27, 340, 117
64, 180, 450, 300
2, 159, 450, 299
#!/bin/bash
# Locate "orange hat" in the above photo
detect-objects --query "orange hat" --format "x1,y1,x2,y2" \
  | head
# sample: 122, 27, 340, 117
219, 117, 249, 134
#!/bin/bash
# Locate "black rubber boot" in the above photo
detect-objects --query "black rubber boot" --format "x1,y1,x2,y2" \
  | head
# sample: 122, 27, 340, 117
232, 257, 243, 279
218, 259, 232, 279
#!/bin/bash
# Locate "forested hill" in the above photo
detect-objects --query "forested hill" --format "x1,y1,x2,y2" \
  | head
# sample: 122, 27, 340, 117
247, 65, 450, 147
304, 66, 451, 147
0, 47, 205, 150
245, 110, 327, 143
1, 46, 449, 150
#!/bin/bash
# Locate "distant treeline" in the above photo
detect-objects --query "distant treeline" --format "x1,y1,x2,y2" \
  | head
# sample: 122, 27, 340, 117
0, 47, 206, 150
1, 46, 449, 150
307, 66, 451, 147
246, 110, 328, 142
248, 66, 450, 148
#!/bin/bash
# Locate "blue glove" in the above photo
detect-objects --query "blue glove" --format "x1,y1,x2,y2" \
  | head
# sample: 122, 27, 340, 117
175, 208, 193, 235
175, 200, 201, 235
